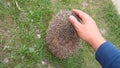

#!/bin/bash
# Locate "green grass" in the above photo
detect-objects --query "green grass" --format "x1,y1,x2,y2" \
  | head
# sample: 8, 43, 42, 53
101, 1, 120, 46
0, 0, 120, 68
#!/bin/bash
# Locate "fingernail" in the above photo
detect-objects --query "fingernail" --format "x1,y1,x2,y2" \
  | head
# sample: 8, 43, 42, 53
69, 15, 75, 19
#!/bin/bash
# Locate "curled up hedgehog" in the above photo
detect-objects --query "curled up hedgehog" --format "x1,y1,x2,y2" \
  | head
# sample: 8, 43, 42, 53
46, 10, 81, 59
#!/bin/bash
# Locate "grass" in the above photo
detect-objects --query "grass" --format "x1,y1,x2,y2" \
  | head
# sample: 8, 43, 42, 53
0, 0, 120, 68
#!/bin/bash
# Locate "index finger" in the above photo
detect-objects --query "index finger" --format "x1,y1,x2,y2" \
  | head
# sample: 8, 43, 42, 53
72, 9, 93, 23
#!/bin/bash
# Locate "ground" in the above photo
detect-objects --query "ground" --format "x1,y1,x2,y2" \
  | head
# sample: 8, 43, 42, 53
0, 0, 120, 68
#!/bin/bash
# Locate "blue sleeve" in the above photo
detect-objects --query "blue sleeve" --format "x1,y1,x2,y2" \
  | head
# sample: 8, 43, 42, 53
95, 42, 120, 68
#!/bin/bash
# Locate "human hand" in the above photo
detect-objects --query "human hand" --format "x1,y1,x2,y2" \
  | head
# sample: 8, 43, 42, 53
69, 9, 106, 51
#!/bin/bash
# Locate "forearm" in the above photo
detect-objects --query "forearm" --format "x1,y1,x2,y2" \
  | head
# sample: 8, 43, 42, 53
88, 36, 106, 51
96, 42, 120, 68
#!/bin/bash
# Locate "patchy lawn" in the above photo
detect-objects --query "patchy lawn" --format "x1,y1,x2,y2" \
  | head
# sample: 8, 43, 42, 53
0, 0, 120, 68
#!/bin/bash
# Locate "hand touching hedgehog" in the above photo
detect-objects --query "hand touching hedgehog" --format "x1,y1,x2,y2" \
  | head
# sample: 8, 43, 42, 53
69, 9, 120, 68
46, 9, 120, 67
46, 9, 106, 59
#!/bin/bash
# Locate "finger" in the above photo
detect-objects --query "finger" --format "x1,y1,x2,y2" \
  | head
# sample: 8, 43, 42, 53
69, 16, 82, 31
72, 9, 92, 23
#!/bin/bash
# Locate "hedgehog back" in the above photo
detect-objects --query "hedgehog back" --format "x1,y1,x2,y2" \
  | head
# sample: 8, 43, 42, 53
46, 11, 80, 59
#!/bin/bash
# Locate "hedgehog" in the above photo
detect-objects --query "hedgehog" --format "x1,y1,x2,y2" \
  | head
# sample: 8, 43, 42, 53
46, 10, 80, 59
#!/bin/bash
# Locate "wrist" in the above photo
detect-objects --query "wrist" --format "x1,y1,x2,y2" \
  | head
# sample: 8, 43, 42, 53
88, 36, 106, 51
